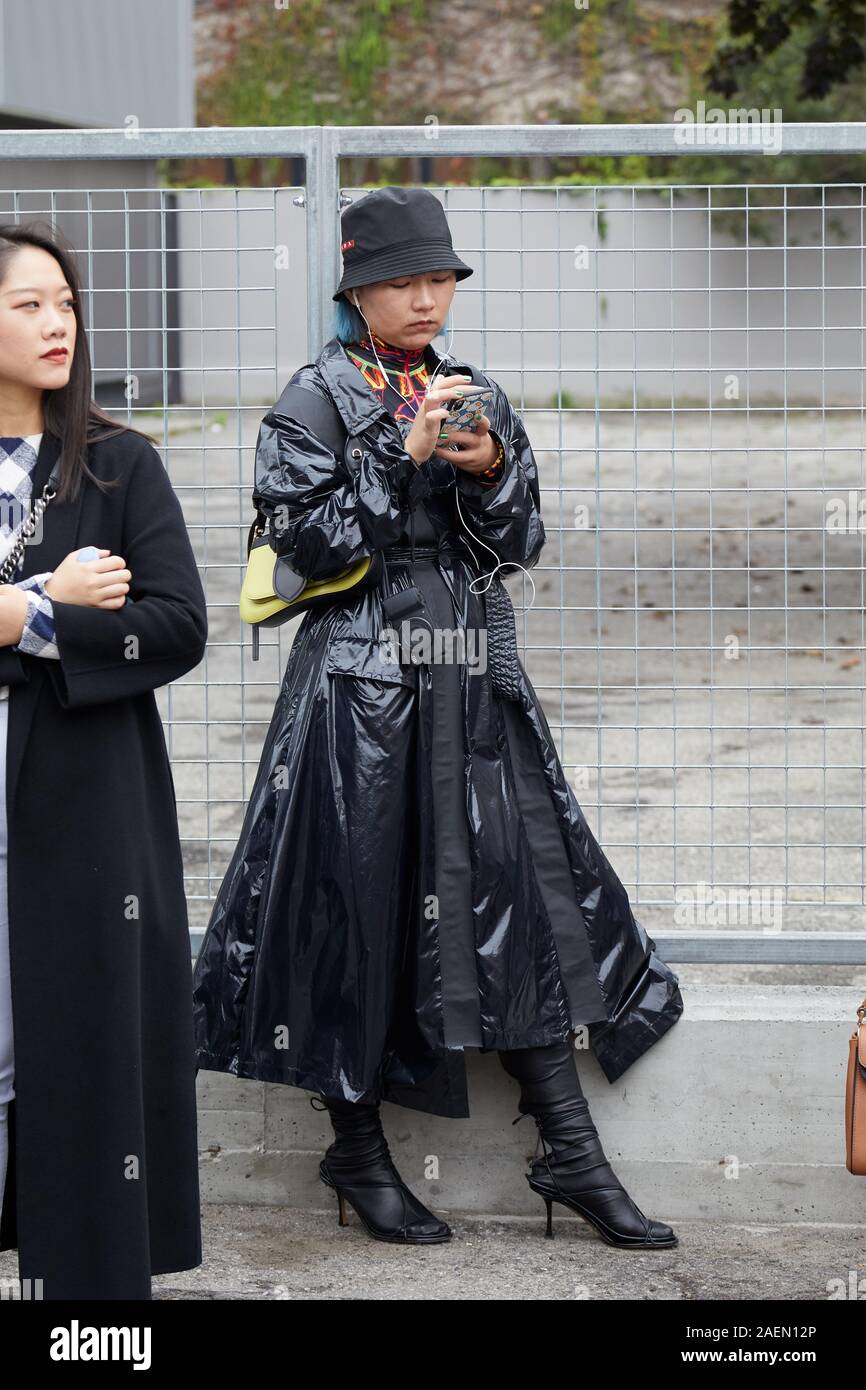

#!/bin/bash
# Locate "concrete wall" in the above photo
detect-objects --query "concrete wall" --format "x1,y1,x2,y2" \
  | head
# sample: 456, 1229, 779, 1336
195, 987, 863, 1223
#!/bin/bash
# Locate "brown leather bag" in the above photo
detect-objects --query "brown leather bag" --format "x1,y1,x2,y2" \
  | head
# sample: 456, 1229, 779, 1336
845, 994, 866, 1173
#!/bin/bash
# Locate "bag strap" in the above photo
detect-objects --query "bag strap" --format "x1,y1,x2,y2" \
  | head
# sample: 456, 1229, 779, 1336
252, 383, 349, 542
270, 382, 348, 459
0, 455, 64, 586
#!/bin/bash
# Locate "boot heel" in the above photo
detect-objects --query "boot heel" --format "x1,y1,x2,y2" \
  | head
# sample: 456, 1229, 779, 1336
320, 1156, 348, 1224
527, 1174, 555, 1238
543, 1194, 554, 1239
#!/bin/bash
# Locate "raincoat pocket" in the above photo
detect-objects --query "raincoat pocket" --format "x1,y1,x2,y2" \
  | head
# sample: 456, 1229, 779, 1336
325, 634, 419, 689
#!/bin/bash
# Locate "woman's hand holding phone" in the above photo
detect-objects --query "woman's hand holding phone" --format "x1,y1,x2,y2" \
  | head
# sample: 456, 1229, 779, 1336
431, 385, 500, 475
44, 549, 132, 608
404, 374, 475, 465
405, 377, 500, 474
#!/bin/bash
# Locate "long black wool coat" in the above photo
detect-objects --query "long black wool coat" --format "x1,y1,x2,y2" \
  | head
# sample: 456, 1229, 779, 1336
0, 428, 208, 1300
192, 336, 684, 1119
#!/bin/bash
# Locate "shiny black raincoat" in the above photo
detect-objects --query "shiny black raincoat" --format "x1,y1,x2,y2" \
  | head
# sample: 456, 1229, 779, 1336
192, 335, 683, 1118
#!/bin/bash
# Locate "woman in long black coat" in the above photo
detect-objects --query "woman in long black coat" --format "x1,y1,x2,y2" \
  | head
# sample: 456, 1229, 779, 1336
0, 222, 207, 1298
194, 188, 684, 1249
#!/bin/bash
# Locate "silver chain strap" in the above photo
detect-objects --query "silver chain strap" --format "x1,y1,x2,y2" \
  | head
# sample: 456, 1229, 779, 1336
0, 476, 59, 585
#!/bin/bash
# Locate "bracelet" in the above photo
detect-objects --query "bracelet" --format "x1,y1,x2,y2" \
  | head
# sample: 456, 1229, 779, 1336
479, 437, 505, 479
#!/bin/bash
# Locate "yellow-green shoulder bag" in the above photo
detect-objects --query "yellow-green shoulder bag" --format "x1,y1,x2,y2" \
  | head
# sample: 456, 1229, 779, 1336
240, 384, 383, 659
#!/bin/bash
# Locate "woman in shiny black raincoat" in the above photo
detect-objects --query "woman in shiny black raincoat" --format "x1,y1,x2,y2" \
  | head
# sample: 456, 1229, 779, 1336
193, 187, 683, 1249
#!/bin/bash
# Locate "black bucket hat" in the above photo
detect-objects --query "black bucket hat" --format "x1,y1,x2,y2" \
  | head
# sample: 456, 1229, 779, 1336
333, 186, 474, 302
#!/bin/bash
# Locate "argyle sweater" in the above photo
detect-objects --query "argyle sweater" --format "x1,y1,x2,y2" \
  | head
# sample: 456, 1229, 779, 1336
0, 433, 59, 661
344, 330, 505, 487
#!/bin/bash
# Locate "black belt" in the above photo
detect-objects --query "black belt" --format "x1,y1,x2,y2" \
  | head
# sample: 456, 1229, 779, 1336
378, 543, 522, 701
381, 542, 467, 561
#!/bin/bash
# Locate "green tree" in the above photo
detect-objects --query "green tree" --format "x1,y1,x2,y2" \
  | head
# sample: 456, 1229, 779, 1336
707, 0, 866, 99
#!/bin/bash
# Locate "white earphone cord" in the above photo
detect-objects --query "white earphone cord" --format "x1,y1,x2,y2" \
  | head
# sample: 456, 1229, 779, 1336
350, 291, 536, 613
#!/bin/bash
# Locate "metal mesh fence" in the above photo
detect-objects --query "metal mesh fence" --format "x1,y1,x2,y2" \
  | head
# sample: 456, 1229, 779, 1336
1, 159, 863, 944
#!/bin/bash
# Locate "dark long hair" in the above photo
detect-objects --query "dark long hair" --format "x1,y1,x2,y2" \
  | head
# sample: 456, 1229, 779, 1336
0, 219, 156, 504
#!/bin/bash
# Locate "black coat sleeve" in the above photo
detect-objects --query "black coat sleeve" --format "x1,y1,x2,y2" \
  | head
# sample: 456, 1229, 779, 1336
252, 402, 433, 583
0, 646, 29, 688
45, 441, 208, 708
452, 375, 546, 570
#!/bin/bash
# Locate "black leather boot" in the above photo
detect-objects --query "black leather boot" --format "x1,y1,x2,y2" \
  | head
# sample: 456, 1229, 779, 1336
310, 1094, 452, 1244
498, 1041, 678, 1249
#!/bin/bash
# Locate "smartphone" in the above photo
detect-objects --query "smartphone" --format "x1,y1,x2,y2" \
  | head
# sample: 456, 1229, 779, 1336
444, 386, 494, 432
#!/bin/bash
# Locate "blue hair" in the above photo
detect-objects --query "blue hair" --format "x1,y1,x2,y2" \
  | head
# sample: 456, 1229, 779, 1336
332, 294, 453, 345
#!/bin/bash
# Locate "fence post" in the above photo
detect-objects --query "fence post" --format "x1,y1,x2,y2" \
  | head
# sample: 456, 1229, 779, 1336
304, 126, 342, 356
